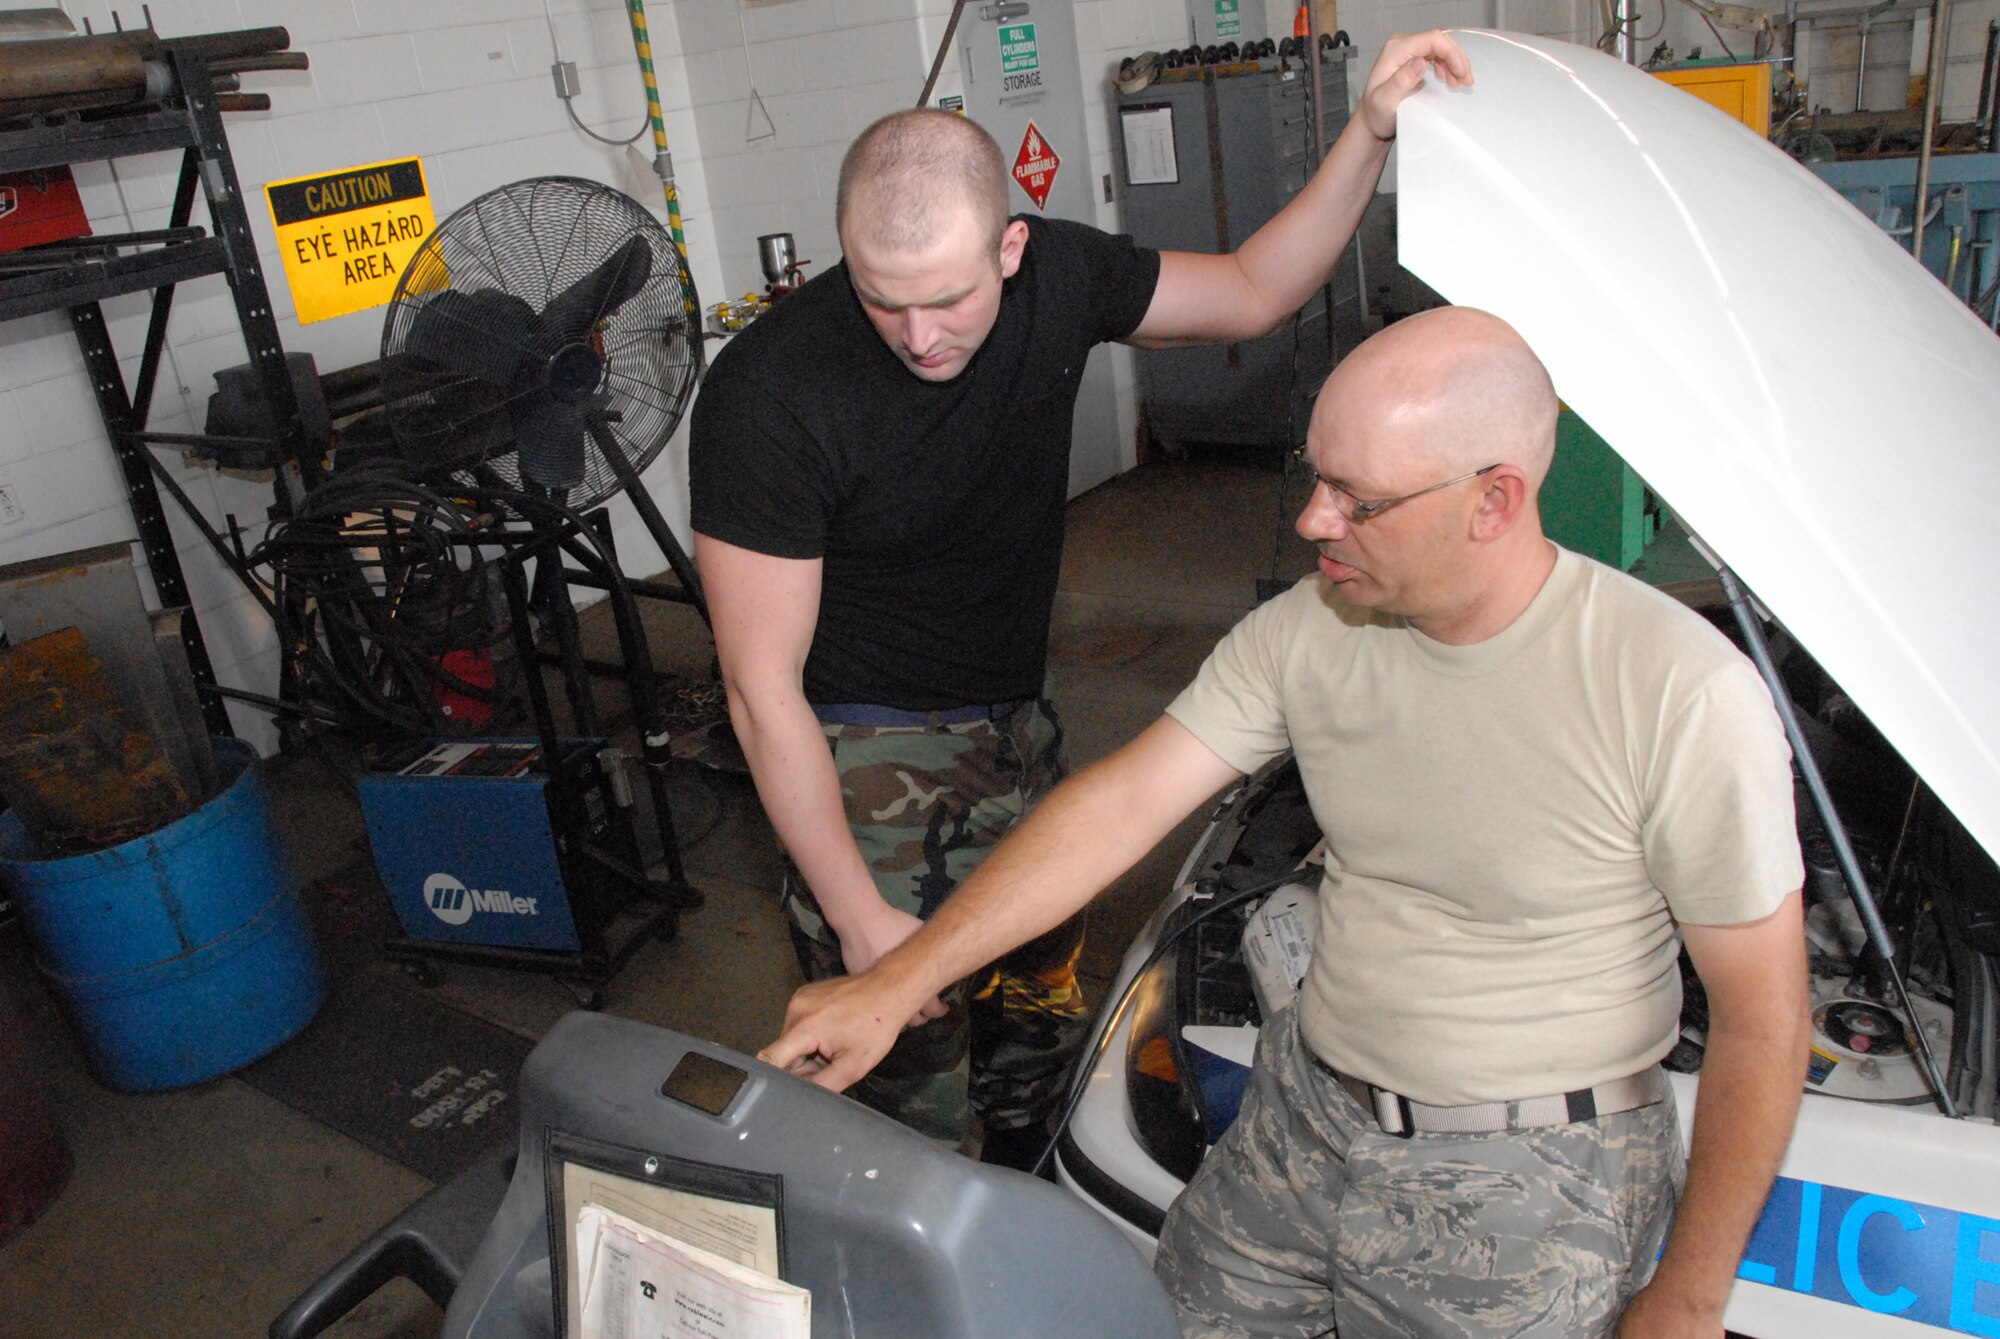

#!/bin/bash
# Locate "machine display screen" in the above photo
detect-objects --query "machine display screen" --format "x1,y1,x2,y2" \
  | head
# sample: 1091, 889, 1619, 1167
661, 1052, 748, 1117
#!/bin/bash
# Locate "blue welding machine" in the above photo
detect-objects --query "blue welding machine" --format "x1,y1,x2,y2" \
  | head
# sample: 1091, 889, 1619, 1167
359, 738, 672, 994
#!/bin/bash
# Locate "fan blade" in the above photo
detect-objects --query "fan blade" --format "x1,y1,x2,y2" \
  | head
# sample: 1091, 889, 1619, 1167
512, 394, 589, 490
539, 235, 654, 341
397, 385, 516, 476
402, 289, 540, 387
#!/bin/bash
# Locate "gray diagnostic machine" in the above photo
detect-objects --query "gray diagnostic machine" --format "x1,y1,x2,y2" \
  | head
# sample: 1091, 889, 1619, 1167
273, 1012, 1180, 1338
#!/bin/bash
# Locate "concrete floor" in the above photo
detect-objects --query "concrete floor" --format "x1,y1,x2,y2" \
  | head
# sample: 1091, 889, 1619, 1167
0, 453, 1318, 1339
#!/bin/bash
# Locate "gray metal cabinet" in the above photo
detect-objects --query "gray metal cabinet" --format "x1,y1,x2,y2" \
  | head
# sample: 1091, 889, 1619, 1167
1116, 52, 1361, 450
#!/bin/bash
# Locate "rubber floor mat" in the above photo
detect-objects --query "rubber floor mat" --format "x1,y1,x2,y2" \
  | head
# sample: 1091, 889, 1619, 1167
237, 973, 536, 1183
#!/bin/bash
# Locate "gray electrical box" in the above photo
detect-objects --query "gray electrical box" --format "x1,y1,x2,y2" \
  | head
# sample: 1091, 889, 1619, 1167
1117, 51, 1361, 451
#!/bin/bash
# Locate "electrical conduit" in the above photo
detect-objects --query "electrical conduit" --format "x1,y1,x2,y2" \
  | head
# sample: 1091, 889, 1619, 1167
624, 0, 688, 261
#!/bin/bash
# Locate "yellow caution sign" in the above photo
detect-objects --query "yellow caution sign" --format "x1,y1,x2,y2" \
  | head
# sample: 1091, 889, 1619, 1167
264, 157, 435, 324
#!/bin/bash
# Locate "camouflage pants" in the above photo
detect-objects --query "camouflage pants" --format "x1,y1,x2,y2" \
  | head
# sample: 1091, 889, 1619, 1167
781, 693, 1089, 1147
1155, 1005, 1684, 1339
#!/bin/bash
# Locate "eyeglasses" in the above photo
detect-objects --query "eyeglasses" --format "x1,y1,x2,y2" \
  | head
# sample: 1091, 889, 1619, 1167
1291, 448, 1502, 521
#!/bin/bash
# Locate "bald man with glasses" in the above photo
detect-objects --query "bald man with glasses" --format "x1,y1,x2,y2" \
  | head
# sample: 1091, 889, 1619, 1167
764, 307, 1808, 1339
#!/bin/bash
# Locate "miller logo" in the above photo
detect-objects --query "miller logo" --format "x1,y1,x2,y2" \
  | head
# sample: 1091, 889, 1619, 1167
0, 187, 16, 221
422, 872, 539, 926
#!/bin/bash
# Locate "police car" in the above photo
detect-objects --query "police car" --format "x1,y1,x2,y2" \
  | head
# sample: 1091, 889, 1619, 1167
1053, 31, 2000, 1339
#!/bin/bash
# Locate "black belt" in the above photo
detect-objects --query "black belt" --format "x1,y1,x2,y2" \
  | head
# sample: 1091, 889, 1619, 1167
812, 698, 1032, 728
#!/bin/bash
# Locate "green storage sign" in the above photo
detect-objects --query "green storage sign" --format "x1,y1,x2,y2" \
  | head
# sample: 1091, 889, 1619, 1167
1215, 0, 1240, 37
1000, 23, 1039, 74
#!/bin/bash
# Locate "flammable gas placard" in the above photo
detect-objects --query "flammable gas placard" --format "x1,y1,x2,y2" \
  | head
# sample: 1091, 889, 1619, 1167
265, 157, 436, 324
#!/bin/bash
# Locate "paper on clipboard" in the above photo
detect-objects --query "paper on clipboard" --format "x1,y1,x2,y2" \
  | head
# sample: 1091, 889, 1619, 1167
1120, 105, 1178, 185
558, 1157, 793, 1339
563, 1163, 781, 1273
576, 1204, 809, 1339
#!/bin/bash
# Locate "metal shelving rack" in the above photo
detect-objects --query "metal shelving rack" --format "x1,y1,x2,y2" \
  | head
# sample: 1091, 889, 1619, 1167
0, 33, 315, 739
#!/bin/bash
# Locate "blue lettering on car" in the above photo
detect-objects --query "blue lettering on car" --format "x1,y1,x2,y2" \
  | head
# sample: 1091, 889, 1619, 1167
1735, 1176, 2000, 1335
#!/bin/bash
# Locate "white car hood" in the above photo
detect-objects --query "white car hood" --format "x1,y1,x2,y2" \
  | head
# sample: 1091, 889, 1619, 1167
1398, 30, 2000, 861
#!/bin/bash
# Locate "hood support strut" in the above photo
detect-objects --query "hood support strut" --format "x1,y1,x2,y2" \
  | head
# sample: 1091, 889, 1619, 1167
1713, 562, 1957, 1117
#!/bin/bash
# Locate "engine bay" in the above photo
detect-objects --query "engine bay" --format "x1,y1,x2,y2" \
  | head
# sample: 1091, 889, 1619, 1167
1122, 612, 2000, 1185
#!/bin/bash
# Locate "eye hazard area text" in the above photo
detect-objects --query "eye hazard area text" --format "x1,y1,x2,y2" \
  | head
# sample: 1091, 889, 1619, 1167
265, 157, 437, 324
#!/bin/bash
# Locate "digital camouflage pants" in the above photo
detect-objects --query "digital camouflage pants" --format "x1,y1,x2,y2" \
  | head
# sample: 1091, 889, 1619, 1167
1155, 1004, 1684, 1339
781, 694, 1089, 1147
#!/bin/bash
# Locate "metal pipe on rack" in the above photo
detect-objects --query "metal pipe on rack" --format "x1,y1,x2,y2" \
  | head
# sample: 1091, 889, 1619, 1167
0, 26, 295, 120
0, 227, 206, 270
103, 27, 293, 60
208, 52, 308, 76
0, 35, 151, 116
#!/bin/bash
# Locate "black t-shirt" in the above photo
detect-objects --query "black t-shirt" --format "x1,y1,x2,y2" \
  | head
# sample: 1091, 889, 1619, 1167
689, 216, 1161, 709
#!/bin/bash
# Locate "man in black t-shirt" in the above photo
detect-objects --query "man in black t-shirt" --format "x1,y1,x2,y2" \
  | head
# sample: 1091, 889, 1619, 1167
691, 31, 1471, 1164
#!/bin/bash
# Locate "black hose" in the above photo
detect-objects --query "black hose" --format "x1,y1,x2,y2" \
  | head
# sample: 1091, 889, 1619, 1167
249, 468, 511, 738
1033, 867, 1305, 1178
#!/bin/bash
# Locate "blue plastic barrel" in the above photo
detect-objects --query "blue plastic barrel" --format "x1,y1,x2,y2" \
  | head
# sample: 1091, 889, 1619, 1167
0, 739, 324, 1091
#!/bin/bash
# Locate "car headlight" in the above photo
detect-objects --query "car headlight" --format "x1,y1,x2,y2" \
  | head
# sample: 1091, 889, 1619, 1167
1124, 885, 1263, 1181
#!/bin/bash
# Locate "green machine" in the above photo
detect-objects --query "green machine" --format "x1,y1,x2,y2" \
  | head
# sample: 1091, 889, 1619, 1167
1544, 410, 1658, 571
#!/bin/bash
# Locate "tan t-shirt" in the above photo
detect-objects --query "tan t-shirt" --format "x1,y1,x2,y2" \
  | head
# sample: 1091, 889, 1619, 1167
1166, 546, 1802, 1106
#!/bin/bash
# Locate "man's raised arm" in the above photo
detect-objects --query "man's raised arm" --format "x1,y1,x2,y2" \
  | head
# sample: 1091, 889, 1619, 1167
759, 715, 1245, 1092
1130, 28, 1472, 349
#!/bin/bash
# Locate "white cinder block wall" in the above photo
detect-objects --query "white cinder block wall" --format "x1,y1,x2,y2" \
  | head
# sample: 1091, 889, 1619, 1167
6, 0, 1996, 753
0, 0, 714, 752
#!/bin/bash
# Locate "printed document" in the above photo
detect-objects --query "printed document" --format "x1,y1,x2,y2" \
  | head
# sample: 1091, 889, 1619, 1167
576, 1203, 809, 1339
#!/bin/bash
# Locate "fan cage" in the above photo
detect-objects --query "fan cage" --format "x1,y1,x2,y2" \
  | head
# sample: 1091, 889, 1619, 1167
380, 176, 702, 509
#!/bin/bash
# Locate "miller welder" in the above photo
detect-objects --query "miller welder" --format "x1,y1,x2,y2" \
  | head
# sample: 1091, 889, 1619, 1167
360, 737, 677, 1006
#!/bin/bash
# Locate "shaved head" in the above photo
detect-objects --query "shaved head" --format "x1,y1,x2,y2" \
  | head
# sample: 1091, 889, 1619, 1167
837, 110, 1010, 259
1321, 307, 1558, 489
1297, 308, 1563, 642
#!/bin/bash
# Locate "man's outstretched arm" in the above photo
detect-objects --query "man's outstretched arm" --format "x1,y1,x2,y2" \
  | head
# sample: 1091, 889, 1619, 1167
759, 715, 1245, 1091
1129, 28, 1472, 348
1618, 889, 1809, 1338
696, 533, 936, 987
